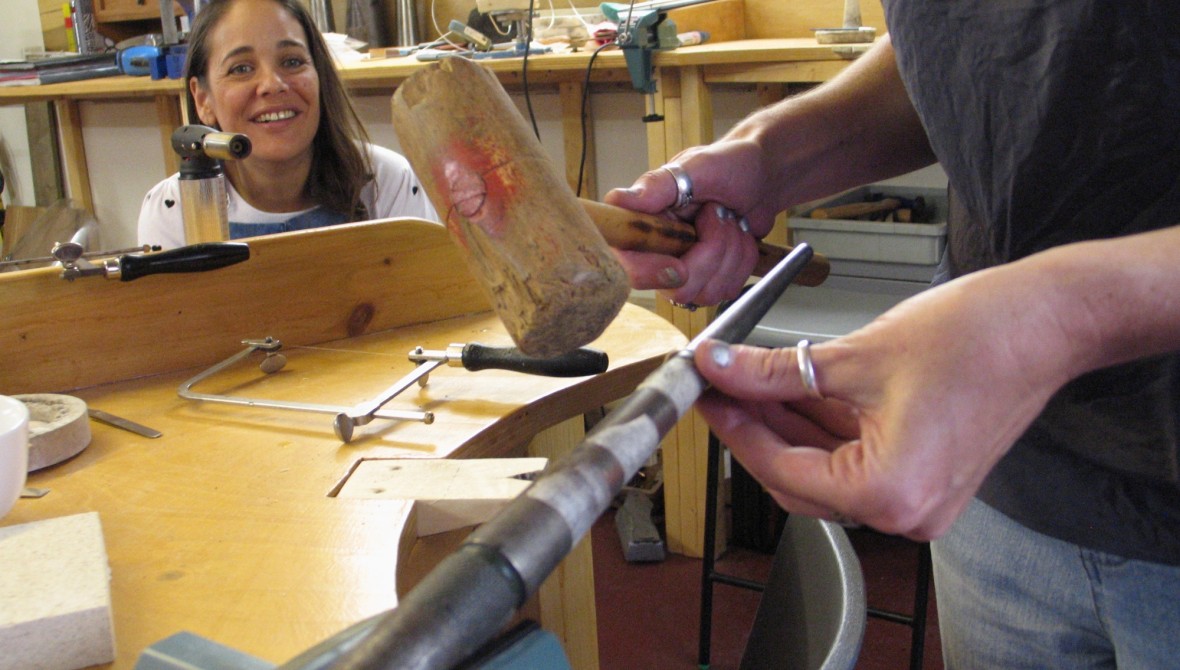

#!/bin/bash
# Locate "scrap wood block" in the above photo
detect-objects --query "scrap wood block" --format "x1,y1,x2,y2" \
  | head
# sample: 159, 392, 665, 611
0, 511, 115, 670
335, 457, 548, 536
0, 206, 48, 259
667, 0, 745, 43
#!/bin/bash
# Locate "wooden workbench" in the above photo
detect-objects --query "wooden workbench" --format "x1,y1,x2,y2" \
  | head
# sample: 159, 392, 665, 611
0, 219, 688, 669
0, 35, 871, 558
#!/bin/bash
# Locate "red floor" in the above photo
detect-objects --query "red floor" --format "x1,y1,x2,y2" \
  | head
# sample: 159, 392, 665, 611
591, 509, 944, 670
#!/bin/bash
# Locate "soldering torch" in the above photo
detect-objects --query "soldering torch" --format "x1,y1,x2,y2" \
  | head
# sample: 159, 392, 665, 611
172, 124, 251, 164
170, 124, 251, 243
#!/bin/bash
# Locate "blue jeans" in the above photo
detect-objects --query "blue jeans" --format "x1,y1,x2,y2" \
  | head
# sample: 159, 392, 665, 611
931, 498, 1180, 669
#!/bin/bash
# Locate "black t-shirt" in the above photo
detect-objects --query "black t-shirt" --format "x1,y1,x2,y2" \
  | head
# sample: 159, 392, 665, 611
885, 0, 1180, 563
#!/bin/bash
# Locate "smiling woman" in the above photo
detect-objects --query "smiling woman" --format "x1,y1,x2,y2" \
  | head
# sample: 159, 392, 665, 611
137, 0, 438, 249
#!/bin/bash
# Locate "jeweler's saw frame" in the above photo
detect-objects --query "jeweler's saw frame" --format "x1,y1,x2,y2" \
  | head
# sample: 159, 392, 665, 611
178, 337, 608, 443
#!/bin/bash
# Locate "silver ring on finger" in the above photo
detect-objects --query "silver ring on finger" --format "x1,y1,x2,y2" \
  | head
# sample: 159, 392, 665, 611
660, 162, 694, 212
796, 339, 825, 400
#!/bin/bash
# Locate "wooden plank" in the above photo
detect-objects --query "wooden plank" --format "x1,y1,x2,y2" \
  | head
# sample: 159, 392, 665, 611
667, 0, 746, 43
757, 83, 793, 249
0, 219, 488, 393
744, 0, 887, 39
528, 417, 599, 670
53, 98, 94, 211
23, 102, 65, 207
648, 64, 713, 558
340, 451, 598, 670
39, 0, 71, 52
93, 0, 175, 23
655, 297, 710, 557
678, 65, 713, 149
0, 76, 181, 105
705, 59, 853, 84
655, 38, 853, 68
664, 305, 716, 559
337, 458, 547, 534
0, 206, 49, 258
154, 94, 183, 177
658, 67, 684, 159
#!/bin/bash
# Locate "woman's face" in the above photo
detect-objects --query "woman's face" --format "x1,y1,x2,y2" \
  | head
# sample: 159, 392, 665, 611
190, 0, 321, 166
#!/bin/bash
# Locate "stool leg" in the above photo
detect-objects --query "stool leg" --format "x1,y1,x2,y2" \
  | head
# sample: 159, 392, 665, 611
697, 432, 723, 668
908, 542, 933, 670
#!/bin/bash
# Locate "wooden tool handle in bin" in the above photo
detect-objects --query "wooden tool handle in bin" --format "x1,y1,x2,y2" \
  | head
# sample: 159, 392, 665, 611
808, 198, 901, 220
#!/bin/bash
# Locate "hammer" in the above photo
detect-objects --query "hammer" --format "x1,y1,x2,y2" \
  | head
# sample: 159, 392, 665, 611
391, 57, 829, 357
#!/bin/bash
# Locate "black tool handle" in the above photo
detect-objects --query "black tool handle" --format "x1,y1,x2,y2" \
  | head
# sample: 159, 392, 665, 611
117, 242, 250, 282
461, 343, 608, 377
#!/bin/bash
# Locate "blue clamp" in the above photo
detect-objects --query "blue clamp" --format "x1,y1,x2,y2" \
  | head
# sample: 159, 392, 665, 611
164, 44, 188, 80
600, 2, 679, 94
118, 44, 189, 80
118, 45, 163, 77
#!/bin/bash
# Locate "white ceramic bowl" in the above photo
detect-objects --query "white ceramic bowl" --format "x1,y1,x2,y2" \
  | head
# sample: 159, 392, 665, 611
0, 395, 30, 519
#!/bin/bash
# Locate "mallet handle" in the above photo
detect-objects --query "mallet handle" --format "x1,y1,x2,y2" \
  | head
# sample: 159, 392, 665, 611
580, 199, 830, 286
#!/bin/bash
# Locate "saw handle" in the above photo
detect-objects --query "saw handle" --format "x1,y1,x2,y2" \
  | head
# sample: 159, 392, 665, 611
579, 200, 830, 286
458, 344, 609, 377
117, 242, 250, 281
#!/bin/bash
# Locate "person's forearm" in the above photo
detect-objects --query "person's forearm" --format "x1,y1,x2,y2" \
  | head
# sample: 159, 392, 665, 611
723, 35, 936, 209
974, 225, 1180, 385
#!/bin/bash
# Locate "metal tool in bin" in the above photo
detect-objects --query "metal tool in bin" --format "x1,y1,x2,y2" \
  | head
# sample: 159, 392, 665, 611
178, 338, 609, 443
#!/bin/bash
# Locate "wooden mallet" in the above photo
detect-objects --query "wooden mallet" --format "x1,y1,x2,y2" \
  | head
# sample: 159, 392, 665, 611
391, 57, 828, 357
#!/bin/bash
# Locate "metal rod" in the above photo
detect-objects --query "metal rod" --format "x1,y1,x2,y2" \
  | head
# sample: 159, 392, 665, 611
297, 243, 815, 670
178, 339, 434, 426
334, 360, 444, 442
0, 244, 155, 269
614, 0, 714, 16
338, 360, 442, 427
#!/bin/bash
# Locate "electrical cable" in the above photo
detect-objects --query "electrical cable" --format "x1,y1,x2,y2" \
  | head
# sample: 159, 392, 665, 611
521, 0, 540, 140
564, 0, 597, 30
428, 0, 468, 51
576, 41, 618, 198
0, 167, 7, 235
540, 0, 557, 32
488, 14, 513, 36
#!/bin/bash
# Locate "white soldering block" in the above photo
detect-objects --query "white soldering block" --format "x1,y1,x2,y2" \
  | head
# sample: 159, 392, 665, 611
0, 512, 115, 670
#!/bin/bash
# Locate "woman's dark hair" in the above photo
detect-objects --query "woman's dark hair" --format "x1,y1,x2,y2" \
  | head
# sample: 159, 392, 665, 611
183, 0, 372, 219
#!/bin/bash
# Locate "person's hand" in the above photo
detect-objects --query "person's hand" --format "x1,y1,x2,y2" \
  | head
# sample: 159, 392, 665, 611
690, 269, 1076, 540
603, 139, 782, 307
